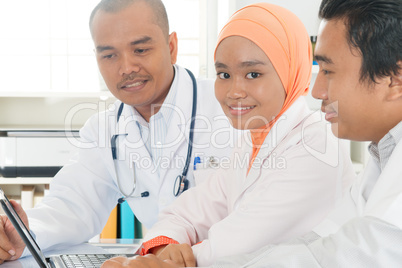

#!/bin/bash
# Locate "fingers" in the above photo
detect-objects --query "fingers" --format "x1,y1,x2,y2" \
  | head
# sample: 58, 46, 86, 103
156, 245, 177, 264
0, 200, 28, 261
102, 255, 180, 268
156, 244, 195, 267
150, 245, 167, 256
178, 245, 196, 268
0, 215, 16, 263
101, 256, 128, 267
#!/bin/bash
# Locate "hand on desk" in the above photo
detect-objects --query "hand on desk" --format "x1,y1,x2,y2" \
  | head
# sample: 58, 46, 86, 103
102, 244, 196, 268
0, 200, 28, 264
101, 254, 181, 268
152, 244, 195, 267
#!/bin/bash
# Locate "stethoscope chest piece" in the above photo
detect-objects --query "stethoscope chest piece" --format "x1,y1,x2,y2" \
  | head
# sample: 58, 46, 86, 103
173, 175, 189, 197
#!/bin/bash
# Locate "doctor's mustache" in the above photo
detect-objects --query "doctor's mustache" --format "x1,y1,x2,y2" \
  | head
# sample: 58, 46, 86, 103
117, 72, 152, 88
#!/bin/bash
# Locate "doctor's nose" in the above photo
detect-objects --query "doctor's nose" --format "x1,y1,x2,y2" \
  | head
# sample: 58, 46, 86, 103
227, 79, 247, 99
311, 72, 328, 101
119, 53, 141, 76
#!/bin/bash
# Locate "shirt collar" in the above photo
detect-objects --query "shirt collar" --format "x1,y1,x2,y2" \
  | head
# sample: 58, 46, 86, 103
368, 120, 402, 170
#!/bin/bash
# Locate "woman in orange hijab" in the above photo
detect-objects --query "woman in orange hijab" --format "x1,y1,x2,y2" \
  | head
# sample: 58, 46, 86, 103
103, 3, 355, 268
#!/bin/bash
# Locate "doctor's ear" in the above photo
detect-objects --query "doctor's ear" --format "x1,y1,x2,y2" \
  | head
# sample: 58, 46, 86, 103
169, 32, 178, 64
386, 61, 402, 102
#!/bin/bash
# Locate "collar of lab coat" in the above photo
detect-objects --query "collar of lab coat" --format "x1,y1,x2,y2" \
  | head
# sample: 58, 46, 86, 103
245, 97, 312, 184
364, 137, 402, 229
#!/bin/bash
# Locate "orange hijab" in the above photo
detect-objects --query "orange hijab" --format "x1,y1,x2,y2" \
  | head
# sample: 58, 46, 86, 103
214, 3, 312, 171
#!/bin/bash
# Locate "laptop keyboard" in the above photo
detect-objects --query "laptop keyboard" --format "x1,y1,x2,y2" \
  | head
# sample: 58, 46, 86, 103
60, 254, 118, 268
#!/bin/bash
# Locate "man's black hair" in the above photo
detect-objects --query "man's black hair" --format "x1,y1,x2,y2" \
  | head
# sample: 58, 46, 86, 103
319, 0, 402, 83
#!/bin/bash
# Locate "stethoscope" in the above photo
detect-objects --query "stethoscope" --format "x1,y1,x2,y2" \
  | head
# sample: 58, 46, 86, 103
112, 69, 197, 204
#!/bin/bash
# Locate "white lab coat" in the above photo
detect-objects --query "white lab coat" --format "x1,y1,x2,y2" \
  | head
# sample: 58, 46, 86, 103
25, 65, 238, 253
143, 98, 356, 267
212, 123, 402, 268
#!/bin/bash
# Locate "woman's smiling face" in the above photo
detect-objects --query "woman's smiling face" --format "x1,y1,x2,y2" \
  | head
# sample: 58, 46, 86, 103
214, 36, 286, 130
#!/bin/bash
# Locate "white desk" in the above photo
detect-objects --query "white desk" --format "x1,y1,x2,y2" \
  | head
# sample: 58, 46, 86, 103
0, 239, 142, 267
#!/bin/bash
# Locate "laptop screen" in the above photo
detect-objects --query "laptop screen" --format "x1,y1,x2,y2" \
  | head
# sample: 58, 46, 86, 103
0, 187, 48, 268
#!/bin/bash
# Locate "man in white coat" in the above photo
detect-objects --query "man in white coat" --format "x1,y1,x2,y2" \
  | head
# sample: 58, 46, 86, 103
100, 0, 402, 267
0, 0, 236, 263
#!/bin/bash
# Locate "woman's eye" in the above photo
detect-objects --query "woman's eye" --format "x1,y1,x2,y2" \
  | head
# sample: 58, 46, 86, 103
246, 72, 260, 79
217, 72, 230, 79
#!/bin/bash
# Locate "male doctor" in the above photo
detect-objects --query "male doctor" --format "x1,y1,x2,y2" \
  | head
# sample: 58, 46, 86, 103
101, 0, 402, 267
0, 0, 236, 263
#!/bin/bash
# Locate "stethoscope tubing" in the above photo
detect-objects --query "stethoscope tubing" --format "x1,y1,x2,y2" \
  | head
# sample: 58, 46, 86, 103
180, 69, 197, 180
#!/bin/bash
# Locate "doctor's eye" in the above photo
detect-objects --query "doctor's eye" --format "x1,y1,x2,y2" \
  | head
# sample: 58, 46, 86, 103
102, 54, 115, 59
321, 69, 332, 75
217, 72, 230, 79
246, 72, 260, 79
134, 48, 150, 54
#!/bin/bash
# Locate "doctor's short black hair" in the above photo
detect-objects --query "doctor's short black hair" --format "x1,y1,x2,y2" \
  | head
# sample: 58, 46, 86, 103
319, 0, 402, 84
89, 0, 169, 40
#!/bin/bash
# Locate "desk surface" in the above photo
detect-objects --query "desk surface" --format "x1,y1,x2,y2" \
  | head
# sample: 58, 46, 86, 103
0, 239, 142, 268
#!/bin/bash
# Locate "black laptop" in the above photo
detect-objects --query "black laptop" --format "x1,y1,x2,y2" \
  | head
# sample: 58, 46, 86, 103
0, 187, 136, 268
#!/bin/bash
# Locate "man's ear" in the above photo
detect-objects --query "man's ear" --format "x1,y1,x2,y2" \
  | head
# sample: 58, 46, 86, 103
386, 61, 402, 101
168, 31, 178, 65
